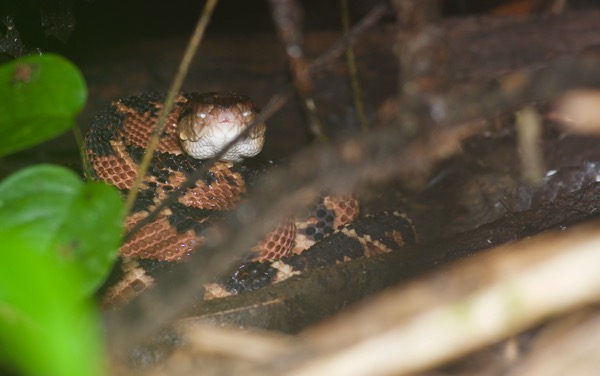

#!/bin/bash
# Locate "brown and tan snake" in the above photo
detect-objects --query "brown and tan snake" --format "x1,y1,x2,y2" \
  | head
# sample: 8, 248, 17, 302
85, 92, 381, 305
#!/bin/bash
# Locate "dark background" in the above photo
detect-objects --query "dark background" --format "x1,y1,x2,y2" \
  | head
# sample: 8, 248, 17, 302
4, 0, 598, 57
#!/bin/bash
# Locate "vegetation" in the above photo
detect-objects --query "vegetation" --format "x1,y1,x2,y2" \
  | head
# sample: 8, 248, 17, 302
0, 54, 122, 376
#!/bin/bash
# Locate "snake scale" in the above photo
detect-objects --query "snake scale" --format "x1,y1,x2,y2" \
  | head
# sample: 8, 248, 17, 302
84, 92, 416, 305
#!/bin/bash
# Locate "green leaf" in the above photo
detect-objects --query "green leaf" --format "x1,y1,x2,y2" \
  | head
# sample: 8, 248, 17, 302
0, 54, 87, 156
0, 164, 123, 376
0, 164, 123, 296
0, 238, 106, 376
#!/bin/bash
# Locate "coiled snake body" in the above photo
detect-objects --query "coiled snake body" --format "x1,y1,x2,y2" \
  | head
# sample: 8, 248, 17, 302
85, 92, 414, 305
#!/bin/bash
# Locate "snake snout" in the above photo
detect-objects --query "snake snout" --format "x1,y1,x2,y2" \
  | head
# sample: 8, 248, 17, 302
217, 109, 237, 124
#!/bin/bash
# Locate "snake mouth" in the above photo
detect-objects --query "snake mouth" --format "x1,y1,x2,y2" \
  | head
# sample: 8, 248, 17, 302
204, 122, 246, 148
216, 108, 239, 124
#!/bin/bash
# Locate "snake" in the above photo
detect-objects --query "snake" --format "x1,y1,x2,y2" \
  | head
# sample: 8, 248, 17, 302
84, 92, 416, 306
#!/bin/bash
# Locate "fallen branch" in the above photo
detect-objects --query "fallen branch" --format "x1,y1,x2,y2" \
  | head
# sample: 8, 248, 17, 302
284, 220, 600, 376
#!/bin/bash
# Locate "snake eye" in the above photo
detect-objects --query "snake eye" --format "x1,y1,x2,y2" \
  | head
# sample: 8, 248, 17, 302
242, 111, 252, 117
197, 113, 207, 119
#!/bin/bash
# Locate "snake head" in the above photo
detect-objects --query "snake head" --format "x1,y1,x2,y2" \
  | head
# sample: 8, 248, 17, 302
178, 92, 266, 163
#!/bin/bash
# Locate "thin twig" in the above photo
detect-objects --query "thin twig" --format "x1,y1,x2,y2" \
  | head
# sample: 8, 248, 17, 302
269, 0, 327, 141
516, 106, 544, 183
123, 0, 219, 215
340, 0, 369, 132
310, 2, 390, 73
180, 322, 294, 363
72, 126, 94, 178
